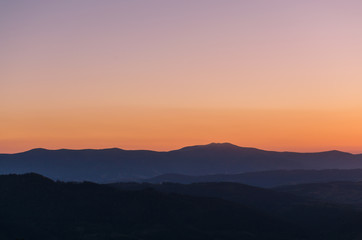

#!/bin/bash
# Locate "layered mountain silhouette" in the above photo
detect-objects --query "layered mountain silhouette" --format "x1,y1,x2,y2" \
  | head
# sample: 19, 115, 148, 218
144, 169, 362, 187
1, 143, 362, 182
110, 181, 362, 235
0, 173, 300, 240
276, 181, 362, 207
2, 173, 362, 239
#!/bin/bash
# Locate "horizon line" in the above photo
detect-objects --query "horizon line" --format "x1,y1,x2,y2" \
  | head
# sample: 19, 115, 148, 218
1, 142, 360, 155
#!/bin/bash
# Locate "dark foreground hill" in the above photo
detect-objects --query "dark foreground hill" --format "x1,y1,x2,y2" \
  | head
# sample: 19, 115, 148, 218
1, 143, 362, 182
0, 173, 299, 240
110, 181, 304, 211
110, 181, 362, 240
2, 174, 362, 239
276, 181, 362, 207
144, 169, 362, 187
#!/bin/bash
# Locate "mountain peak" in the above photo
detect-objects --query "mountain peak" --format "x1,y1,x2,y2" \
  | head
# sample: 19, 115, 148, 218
22, 148, 50, 154
207, 142, 236, 146
206, 142, 240, 148
176, 142, 246, 152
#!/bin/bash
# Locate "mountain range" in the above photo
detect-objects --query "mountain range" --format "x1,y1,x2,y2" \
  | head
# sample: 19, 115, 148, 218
3, 173, 362, 240
276, 181, 362, 207
143, 169, 362, 187
0, 173, 295, 240
1, 143, 362, 182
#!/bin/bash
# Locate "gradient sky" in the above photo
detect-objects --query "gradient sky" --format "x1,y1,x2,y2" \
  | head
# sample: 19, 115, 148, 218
1, 0, 362, 153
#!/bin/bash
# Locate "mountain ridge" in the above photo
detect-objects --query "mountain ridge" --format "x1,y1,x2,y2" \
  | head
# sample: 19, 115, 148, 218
2, 142, 357, 155
1, 143, 362, 182
143, 169, 362, 187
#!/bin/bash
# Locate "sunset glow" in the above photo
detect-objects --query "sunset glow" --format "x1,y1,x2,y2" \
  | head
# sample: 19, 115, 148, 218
2, 0, 362, 153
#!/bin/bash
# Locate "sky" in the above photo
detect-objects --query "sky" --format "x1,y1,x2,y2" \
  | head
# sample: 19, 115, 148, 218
1, 0, 362, 153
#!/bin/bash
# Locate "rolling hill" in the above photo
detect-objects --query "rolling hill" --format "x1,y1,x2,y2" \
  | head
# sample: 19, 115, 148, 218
0, 173, 300, 240
143, 169, 362, 187
276, 181, 362, 207
3, 173, 362, 239
1, 143, 362, 182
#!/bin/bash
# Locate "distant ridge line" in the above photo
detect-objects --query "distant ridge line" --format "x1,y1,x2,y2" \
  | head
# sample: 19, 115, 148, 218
6, 142, 357, 155
0, 142, 362, 183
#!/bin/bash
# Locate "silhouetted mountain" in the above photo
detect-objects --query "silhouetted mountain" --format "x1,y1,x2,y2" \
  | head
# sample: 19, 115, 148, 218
4, 174, 362, 239
276, 181, 362, 207
110, 181, 362, 239
110, 181, 305, 211
0, 173, 302, 240
1, 143, 362, 182
144, 169, 362, 187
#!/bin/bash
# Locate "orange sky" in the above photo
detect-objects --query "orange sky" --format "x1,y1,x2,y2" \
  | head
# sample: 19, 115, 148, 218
1, 1, 362, 153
